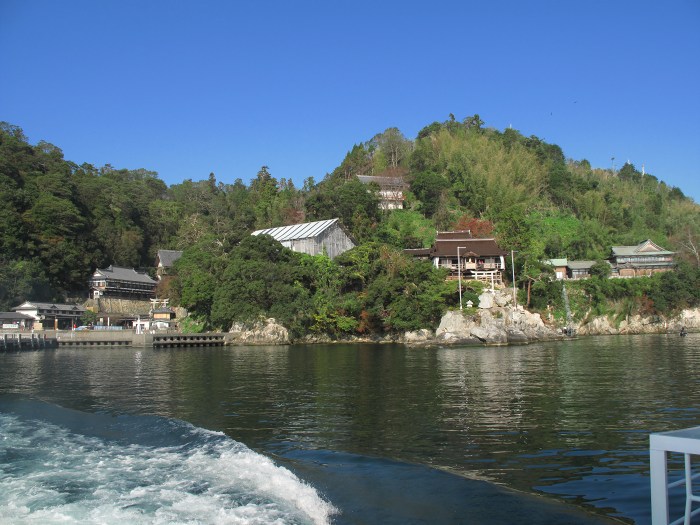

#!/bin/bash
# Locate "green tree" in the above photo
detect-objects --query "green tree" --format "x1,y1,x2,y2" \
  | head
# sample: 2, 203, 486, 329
411, 171, 449, 217
210, 235, 312, 334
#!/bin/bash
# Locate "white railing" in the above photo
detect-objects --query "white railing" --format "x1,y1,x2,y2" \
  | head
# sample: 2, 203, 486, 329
650, 426, 700, 525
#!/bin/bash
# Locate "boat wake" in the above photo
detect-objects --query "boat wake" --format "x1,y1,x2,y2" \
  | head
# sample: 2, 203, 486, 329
0, 397, 336, 524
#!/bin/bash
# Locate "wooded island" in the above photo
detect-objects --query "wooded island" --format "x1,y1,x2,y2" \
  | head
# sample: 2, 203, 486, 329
1, 115, 698, 337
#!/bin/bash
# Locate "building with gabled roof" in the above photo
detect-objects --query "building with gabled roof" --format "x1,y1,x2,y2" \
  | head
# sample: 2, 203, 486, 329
155, 249, 184, 279
545, 258, 569, 280
12, 301, 86, 330
0, 311, 36, 330
567, 260, 598, 279
356, 174, 408, 210
89, 265, 157, 299
610, 239, 675, 277
251, 218, 355, 259
405, 231, 508, 285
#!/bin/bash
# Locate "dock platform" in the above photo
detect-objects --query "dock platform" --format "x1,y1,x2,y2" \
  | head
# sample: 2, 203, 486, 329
1, 332, 58, 351
2, 330, 227, 350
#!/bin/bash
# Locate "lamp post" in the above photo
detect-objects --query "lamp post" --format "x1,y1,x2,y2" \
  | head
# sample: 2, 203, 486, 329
457, 246, 467, 310
511, 250, 517, 307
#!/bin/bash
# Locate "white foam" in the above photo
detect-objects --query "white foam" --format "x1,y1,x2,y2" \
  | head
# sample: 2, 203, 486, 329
0, 413, 337, 525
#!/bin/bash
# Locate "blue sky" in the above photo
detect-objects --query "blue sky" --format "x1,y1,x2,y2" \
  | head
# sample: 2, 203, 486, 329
2, 1, 699, 202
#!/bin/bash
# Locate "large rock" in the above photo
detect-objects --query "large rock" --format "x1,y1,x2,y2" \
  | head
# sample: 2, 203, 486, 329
494, 291, 513, 307
507, 308, 561, 340
506, 328, 529, 344
470, 325, 508, 344
225, 318, 290, 345
403, 329, 433, 343
675, 308, 700, 330
576, 308, 700, 336
436, 310, 475, 338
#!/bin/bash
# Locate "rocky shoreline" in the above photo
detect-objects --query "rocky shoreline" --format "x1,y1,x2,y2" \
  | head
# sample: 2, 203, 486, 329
222, 288, 700, 347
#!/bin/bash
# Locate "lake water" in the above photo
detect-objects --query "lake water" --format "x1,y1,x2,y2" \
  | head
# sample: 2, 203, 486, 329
1, 334, 699, 524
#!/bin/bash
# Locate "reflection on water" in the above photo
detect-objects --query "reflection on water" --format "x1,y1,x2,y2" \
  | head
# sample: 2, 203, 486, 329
1, 334, 699, 523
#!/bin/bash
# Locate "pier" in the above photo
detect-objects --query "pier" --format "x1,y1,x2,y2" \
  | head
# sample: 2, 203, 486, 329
2, 330, 226, 350
55, 330, 226, 348
1, 332, 58, 351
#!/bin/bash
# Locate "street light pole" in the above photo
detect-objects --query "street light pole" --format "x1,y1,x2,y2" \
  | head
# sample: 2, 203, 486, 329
511, 250, 517, 307
458, 246, 466, 310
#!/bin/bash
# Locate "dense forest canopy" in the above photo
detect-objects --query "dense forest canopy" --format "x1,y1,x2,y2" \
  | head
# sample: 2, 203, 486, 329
1, 117, 699, 331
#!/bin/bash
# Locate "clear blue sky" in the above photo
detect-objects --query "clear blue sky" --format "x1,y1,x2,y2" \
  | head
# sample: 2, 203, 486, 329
2, 1, 699, 202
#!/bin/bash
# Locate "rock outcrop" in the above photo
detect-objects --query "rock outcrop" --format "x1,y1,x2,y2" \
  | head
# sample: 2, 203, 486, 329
225, 318, 290, 345
576, 308, 700, 336
220, 293, 700, 347
433, 300, 562, 346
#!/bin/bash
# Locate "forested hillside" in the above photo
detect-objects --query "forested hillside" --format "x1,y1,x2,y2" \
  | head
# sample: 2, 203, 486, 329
1, 116, 699, 332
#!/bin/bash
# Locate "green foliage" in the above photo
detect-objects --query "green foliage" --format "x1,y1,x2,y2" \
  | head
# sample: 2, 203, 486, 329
2, 117, 699, 337
209, 235, 313, 335
305, 178, 380, 242
530, 263, 700, 325
80, 310, 98, 326
411, 171, 449, 217
647, 262, 700, 313
173, 239, 226, 318
377, 210, 435, 248
179, 315, 207, 334
0, 259, 54, 311
589, 260, 612, 279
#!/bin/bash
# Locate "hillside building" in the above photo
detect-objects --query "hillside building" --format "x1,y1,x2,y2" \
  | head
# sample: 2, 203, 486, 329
251, 218, 355, 259
610, 239, 675, 277
155, 249, 184, 279
89, 265, 157, 300
356, 175, 408, 210
405, 231, 507, 285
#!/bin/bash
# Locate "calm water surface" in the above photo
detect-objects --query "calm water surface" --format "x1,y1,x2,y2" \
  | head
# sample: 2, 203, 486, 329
1, 334, 699, 524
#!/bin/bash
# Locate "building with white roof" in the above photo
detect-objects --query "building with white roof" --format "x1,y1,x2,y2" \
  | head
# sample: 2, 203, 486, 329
251, 218, 355, 259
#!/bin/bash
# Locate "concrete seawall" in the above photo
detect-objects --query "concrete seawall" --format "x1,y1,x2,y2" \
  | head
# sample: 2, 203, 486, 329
1, 332, 58, 351
50, 330, 225, 348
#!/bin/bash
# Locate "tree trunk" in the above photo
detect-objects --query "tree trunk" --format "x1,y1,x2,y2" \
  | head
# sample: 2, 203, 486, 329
527, 279, 532, 307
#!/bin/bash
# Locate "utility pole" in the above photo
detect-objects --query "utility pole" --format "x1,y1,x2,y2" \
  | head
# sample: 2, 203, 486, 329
457, 246, 466, 310
511, 250, 517, 307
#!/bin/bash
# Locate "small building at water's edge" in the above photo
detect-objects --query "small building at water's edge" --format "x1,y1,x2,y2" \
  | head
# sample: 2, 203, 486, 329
12, 301, 86, 330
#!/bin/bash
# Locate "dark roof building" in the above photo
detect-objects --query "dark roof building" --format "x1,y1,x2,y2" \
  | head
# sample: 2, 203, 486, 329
0, 311, 35, 329
406, 231, 508, 285
155, 249, 184, 279
90, 265, 157, 299
567, 260, 597, 279
12, 301, 86, 329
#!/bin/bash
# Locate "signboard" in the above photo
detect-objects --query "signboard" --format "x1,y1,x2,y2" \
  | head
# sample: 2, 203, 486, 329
2, 323, 19, 329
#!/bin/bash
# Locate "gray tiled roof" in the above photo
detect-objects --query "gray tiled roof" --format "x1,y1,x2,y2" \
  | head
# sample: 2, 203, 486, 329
12, 302, 86, 312
611, 239, 674, 257
93, 265, 156, 284
356, 175, 408, 188
0, 311, 35, 320
157, 250, 184, 267
567, 260, 597, 270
